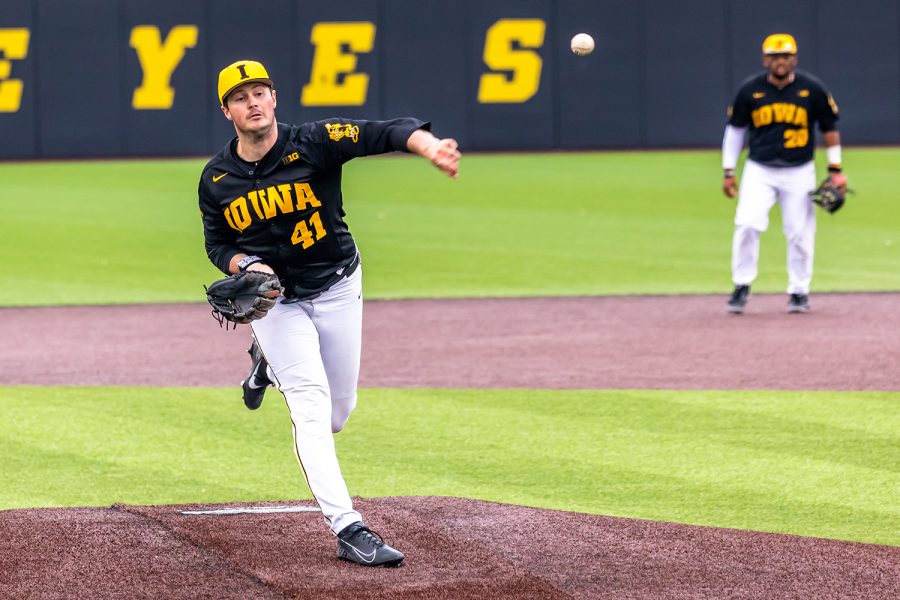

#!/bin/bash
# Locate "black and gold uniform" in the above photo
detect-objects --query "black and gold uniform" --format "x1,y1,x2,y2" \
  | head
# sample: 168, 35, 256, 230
199, 118, 427, 299
200, 58, 457, 568
728, 71, 839, 167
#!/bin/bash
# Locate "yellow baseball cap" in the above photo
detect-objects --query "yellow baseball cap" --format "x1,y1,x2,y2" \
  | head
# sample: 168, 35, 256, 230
217, 60, 274, 105
762, 34, 797, 55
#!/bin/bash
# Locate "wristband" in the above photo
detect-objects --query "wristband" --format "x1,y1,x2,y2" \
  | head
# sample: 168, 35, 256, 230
237, 255, 264, 272
828, 164, 842, 173
724, 169, 735, 178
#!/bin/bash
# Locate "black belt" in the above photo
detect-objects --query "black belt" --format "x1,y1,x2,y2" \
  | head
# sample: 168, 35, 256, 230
281, 253, 360, 303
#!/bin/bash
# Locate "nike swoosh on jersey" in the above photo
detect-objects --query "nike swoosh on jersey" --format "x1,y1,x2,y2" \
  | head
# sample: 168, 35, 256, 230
212, 172, 228, 182
752, 92, 765, 99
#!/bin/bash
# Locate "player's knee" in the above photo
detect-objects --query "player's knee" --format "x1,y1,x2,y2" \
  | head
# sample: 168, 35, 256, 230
331, 411, 350, 433
331, 395, 357, 433
784, 228, 811, 246
734, 221, 765, 234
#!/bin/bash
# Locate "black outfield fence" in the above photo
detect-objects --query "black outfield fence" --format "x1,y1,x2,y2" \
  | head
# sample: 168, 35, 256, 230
1, 0, 897, 158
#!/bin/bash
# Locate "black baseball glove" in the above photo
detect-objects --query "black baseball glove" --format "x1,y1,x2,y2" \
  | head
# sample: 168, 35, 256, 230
205, 271, 283, 328
809, 175, 850, 214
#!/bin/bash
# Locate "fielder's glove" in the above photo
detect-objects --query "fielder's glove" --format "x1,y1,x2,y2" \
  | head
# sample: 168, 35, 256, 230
809, 174, 851, 214
205, 271, 283, 328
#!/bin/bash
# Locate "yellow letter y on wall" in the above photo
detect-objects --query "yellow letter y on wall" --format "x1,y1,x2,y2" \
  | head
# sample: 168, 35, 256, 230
130, 25, 198, 109
0, 28, 30, 113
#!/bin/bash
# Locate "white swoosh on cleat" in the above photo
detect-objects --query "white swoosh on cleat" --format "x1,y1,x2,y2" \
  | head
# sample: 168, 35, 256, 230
341, 539, 377, 563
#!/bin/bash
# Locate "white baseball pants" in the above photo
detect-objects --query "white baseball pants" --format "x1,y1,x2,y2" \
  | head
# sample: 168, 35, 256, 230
732, 159, 817, 294
250, 266, 363, 535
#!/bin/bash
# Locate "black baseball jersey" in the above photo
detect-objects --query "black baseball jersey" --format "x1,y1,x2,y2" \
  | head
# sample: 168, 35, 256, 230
727, 71, 839, 167
199, 118, 428, 298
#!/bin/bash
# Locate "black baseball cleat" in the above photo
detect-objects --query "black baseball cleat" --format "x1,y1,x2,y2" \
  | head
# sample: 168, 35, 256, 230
788, 293, 810, 313
241, 340, 272, 410
336, 522, 405, 567
727, 285, 750, 314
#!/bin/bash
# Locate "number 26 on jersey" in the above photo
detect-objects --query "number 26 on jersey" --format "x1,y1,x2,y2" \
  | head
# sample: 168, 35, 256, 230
783, 128, 808, 149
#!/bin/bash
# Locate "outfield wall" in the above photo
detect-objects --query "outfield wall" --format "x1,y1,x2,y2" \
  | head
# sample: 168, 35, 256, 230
1, 0, 898, 158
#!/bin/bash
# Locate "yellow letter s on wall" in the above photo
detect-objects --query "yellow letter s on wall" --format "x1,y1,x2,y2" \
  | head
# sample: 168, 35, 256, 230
477, 19, 545, 104
0, 28, 30, 113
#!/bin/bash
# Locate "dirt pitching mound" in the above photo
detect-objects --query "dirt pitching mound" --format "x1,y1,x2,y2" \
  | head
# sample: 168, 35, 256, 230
2, 497, 898, 599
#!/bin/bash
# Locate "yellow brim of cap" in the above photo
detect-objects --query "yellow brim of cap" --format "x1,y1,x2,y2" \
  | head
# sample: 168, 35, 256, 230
220, 78, 274, 105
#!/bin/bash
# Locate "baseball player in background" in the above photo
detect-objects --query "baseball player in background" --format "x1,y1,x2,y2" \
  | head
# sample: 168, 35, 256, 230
722, 33, 846, 314
198, 60, 460, 566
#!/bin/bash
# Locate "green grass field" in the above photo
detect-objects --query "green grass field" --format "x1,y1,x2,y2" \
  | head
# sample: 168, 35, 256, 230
2, 387, 897, 546
2, 150, 898, 548
1, 149, 898, 306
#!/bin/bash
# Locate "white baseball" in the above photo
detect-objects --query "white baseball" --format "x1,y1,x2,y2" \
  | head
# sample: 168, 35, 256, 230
570, 33, 595, 56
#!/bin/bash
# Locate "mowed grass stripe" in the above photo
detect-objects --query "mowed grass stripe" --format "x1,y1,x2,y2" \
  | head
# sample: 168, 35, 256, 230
1, 149, 898, 306
1, 386, 897, 546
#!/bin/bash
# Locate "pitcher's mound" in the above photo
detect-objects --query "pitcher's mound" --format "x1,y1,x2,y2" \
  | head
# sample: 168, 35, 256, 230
2, 496, 897, 599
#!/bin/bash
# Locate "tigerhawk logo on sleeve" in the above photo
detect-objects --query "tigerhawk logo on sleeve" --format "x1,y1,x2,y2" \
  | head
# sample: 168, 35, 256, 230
324, 123, 360, 143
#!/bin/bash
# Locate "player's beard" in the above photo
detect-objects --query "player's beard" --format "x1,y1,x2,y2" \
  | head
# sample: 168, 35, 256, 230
767, 57, 795, 84
239, 114, 275, 143
770, 71, 794, 86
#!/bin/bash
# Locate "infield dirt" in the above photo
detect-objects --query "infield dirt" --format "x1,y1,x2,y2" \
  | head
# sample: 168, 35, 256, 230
4, 293, 899, 389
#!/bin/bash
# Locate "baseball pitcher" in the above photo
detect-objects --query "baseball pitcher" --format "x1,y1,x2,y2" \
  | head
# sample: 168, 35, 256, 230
198, 60, 460, 567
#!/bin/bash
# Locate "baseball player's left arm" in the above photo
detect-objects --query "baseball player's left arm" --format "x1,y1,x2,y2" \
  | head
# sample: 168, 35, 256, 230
822, 130, 847, 190
815, 88, 845, 188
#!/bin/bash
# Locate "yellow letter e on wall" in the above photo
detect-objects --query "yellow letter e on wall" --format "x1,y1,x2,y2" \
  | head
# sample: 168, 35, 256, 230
301, 22, 375, 106
130, 25, 198, 110
0, 28, 30, 113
